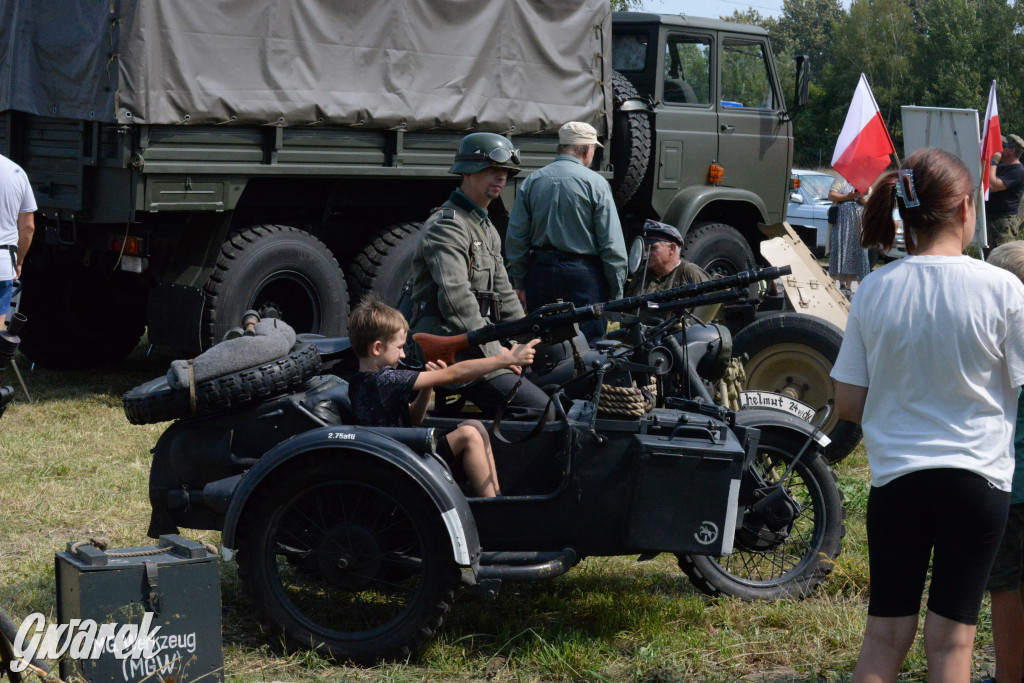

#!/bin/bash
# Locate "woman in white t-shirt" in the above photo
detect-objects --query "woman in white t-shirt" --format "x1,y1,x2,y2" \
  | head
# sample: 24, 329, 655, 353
832, 147, 1024, 681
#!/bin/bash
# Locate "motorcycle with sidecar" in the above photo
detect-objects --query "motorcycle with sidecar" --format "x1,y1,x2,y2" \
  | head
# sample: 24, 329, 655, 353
125, 266, 844, 663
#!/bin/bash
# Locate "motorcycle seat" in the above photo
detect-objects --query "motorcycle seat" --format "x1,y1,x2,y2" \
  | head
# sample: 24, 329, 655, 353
301, 374, 355, 425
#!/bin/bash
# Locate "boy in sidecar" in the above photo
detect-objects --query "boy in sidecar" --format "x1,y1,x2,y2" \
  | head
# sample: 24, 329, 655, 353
348, 294, 539, 497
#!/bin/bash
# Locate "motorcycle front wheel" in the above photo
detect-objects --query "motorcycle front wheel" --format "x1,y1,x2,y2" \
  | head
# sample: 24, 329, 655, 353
677, 428, 845, 600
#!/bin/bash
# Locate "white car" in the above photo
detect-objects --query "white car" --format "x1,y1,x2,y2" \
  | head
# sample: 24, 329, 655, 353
788, 168, 906, 261
786, 169, 834, 257
881, 214, 907, 260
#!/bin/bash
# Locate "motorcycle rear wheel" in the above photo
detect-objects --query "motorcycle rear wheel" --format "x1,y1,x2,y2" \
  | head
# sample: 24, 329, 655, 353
677, 428, 845, 600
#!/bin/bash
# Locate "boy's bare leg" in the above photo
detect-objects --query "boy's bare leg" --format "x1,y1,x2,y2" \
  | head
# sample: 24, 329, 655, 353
447, 420, 499, 497
992, 587, 1024, 683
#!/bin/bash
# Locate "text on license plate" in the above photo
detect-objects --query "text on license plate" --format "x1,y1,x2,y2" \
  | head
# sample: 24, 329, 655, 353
738, 391, 817, 423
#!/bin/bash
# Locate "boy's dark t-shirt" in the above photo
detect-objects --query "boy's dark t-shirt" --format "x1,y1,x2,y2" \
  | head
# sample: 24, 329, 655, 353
348, 367, 420, 427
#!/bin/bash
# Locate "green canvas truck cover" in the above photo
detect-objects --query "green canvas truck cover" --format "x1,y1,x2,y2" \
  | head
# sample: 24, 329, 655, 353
0, 0, 611, 135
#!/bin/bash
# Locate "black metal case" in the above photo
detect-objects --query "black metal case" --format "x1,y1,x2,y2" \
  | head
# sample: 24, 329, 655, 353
626, 422, 747, 555
56, 534, 223, 683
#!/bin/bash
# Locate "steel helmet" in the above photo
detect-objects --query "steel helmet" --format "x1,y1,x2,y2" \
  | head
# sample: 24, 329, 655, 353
449, 132, 521, 176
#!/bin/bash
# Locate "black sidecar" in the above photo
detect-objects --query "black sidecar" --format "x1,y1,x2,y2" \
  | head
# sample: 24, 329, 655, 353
138, 337, 844, 663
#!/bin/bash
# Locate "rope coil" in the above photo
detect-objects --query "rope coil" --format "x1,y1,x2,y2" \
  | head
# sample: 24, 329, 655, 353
597, 380, 657, 418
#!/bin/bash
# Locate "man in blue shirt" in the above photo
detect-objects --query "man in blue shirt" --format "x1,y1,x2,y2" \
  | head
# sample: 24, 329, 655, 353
505, 122, 627, 341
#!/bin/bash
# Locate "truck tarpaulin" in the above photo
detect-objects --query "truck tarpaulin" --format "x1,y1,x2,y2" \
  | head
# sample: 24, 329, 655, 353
0, 0, 611, 136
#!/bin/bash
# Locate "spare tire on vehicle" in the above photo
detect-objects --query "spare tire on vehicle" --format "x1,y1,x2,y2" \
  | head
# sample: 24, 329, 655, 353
610, 70, 651, 206
732, 312, 861, 464
123, 342, 322, 425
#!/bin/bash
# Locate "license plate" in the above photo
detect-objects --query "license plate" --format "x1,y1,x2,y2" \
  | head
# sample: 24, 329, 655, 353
738, 391, 817, 423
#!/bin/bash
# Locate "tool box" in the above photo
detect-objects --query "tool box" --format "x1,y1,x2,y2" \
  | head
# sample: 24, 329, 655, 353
55, 534, 223, 683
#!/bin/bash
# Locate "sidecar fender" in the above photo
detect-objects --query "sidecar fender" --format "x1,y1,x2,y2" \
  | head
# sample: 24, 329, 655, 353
219, 425, 480, 568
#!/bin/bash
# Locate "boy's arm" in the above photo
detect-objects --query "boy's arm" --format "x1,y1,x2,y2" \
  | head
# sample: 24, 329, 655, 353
408, 385, 432, 425
412, 339, 540, 390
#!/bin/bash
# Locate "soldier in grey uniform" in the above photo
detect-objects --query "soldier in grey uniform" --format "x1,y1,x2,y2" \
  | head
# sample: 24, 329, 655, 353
408, 133, 552, 420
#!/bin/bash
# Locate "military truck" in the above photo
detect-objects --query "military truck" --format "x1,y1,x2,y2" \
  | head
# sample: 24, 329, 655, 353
0, 2, 806, 368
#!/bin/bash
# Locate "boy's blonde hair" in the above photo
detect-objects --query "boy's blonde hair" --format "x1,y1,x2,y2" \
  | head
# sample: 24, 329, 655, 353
348, 293, 409, 358
989, 241, 1024, 284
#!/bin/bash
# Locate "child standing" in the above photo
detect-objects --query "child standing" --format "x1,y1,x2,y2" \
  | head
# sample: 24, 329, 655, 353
985, 240, 1024, 683
832, 148, 1024, 681
347, 294, 539, 497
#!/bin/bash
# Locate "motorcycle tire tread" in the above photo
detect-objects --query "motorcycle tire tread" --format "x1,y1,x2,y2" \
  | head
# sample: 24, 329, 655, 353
122, 342, 322, 425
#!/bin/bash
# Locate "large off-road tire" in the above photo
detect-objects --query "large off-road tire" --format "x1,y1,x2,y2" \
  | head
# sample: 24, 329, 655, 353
19, 264, 146, 369
203, 225, 349, 349
677, 429, 845, 600
733, 312, 861, 464
610, 70, 651, 206
682, 222, 757, 278
122, 342, 321, 425
347, 222, 424, 306
236, 458, 459, 663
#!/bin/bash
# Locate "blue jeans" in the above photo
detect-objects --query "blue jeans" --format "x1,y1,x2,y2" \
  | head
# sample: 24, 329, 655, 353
524, 251, 608, 341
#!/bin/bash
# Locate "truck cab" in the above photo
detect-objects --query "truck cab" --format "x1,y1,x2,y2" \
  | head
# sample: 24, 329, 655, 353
610, 13, 802, 275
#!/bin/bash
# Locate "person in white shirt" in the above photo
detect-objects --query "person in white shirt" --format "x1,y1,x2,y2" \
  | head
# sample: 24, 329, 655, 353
832, 147, 1024, 682
0, 154, 36, 327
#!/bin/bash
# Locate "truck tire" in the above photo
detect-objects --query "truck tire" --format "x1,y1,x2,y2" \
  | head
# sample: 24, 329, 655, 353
677, 429, 845, 600
610, 71, 651, 206
733, 312, 861, 464
236, 458, 459, 662
348, 222, 424, 306
203, 225, 349, 349
682, 222, 757, 278
19, 264, 146, 369
122, 342, 321, 425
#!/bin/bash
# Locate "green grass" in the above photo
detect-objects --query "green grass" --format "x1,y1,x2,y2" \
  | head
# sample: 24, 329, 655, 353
0, 344, 999, 681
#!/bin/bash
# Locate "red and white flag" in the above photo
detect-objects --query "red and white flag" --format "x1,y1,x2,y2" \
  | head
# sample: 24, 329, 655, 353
981, 79, 1001, 200
831, 74, 896, 194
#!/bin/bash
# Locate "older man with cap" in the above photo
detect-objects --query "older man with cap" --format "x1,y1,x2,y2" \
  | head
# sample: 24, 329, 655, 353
505, 121, 627, 341
986, 134, 1024, 251
625, 220, 719, 324
408, 132, 552, 420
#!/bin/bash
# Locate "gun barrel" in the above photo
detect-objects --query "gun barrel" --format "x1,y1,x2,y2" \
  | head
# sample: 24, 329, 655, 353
411, 266, 791, 363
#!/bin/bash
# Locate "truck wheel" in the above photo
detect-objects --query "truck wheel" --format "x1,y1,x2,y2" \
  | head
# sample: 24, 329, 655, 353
733, 313, 861, 464
348, 222, 424, 306
19, 264, 146, 369
122, 342, 321, 425
236, 458, 459, 663
203, 225, 349, 349
682, 222, 757, 277
677, 428, 845, 600
610, 71, 651, 206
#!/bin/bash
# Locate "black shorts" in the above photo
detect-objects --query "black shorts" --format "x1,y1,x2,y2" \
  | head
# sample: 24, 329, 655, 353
436, 428, 467, 484
866, 468, 1009, 624
987, 503, 1024, 592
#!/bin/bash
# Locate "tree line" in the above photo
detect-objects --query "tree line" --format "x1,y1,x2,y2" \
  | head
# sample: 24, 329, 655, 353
613, 0, 1024, 168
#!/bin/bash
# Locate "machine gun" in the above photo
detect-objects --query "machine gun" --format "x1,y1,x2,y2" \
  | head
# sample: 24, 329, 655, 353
413, 266, 791, 365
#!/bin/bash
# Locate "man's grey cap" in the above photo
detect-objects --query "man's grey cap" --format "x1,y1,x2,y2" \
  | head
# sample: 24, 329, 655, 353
643, 219, 683, 245
1008, 134, 1024, 155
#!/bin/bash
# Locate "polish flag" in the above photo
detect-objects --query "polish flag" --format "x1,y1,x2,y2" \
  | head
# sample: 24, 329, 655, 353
981, 79, 1001, 200
831, 74, 896, 194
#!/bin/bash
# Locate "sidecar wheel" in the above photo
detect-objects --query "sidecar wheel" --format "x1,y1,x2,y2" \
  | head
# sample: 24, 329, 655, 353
677, 429, 845, 600
122, 341, 321, 424
235, 459, 459, 663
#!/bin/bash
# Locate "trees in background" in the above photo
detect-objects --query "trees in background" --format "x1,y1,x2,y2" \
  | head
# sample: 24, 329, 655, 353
721, 0, 1024, 166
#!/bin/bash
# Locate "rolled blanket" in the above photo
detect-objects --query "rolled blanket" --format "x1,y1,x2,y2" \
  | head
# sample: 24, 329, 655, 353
167, 318, 297, 389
